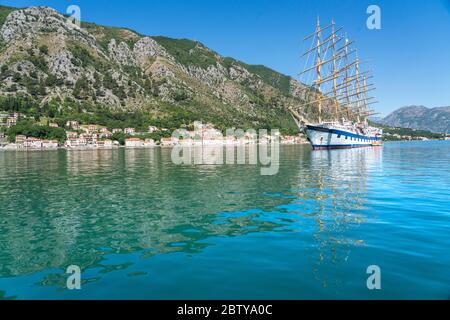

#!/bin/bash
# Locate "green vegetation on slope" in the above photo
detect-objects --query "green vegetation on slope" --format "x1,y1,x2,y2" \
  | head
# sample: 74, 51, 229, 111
242, 64, 292, 95
0, 94, 299, 138
0, 5, 16, 29
153, 36, 218, 69
370, 122, 446, 141
6, 120, 66, 143
82, 22, 142, 50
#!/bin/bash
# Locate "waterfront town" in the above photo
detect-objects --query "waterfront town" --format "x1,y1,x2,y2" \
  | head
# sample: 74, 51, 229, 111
0, 113, 308, 151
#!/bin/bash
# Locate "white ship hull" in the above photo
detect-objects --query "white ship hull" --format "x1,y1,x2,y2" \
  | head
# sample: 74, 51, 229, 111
306, 124, 382, 150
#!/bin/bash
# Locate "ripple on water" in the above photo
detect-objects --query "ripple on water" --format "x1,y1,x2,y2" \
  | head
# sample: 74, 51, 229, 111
0, 142, 449, 299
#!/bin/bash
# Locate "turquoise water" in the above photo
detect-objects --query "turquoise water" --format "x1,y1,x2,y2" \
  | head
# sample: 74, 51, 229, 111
0, 141, 449, 300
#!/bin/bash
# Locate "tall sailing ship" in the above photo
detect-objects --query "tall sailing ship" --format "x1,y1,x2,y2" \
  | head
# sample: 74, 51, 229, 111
291, 18, 383, 150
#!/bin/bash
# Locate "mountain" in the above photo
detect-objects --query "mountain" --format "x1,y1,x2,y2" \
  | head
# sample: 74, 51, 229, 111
381, 106, 450, 133
0, 5, 322, 134
368, 116, 383, 124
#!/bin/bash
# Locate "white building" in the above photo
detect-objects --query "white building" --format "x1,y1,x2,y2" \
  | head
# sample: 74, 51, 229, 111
100, 128, 112, 138
66, 121, 80, 130
15, 135, 27, 144
42, 140, 58, 149
144, 139, 156, 147
103, 139, 113, 148
124, 128, 135, 135
148, 126, 158, 133
66, 131, 78, 139
125, 138, 144, 148
160, 137, 179, 146
7, 117, 16, 127
24, 137, 42, 149
87, 124, 97, 133
97, 139, 113, 148
65, 138, 79, 148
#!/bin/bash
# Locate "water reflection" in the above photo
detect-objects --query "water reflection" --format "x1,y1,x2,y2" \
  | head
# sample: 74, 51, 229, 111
306, 147, 382, 289
0, 145, 382, 296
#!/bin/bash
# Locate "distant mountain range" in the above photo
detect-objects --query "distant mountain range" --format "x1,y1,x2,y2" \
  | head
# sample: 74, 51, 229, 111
377, 106, 450, 133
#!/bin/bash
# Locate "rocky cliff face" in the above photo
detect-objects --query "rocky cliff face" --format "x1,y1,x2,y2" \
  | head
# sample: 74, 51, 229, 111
382, 106, 450, 133
0, 5, 314, 132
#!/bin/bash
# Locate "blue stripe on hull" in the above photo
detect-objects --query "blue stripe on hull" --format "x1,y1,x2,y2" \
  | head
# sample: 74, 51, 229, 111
311, 144, 375, 150
306, 125, 382, 141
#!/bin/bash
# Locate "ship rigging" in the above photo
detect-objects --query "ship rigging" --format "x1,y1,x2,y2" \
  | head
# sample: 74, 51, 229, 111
291, 18, 383, 149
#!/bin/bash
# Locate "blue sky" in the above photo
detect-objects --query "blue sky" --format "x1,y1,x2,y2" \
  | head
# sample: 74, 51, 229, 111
2, 0, 450, 116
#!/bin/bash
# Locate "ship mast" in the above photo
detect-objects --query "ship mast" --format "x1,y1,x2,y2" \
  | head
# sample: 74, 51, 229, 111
315, 17, 323, 123
331, 19, 339, 122
294, 18, 379, 127
355, 51, 361, 123
344, 38, 351, 120
362, 75, 368, 124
